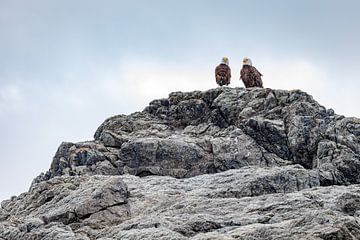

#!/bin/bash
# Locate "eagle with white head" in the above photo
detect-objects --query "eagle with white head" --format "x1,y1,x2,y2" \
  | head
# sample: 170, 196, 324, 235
215, 57, 231, 86
240, 58, 263, 88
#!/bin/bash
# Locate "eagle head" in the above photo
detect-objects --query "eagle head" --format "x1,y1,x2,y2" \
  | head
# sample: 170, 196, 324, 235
243, 58, 252, 66
222, 57, 229, 65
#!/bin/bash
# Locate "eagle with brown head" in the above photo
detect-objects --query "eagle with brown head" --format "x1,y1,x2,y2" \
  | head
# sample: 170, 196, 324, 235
240, 58, 263, 88
215, 57, 231, 86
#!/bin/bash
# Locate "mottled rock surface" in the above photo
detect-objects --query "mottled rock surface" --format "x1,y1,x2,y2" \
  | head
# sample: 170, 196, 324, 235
2, 87, 360, 239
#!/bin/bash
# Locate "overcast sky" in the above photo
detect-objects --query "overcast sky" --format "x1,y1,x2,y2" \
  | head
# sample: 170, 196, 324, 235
1, 0, 359, 201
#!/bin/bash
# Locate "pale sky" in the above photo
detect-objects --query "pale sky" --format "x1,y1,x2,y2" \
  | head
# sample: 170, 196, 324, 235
1, 0, 359, 201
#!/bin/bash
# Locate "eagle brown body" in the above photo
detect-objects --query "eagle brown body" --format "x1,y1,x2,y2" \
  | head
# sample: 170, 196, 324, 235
215, 63, 231, 86
240, 65, 263, 88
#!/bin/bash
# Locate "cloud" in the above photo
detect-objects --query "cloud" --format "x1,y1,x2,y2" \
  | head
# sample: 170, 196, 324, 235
0, 84, 23, 113
100, 59, 215, 108
0, 84, 22, 102
100, 57, 329, 101
261, 59, 328, 92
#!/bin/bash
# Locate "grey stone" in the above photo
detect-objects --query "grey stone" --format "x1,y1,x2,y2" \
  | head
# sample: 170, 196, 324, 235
3, 87, 360, 239
34, 87, 360, 185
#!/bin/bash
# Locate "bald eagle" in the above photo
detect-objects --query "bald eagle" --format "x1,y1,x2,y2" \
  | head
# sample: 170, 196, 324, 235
215, 57, 231, 86
240, 58, 263, 88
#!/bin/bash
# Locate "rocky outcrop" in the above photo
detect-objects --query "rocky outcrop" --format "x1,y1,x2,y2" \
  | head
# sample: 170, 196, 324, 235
2, 87, 360, 239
